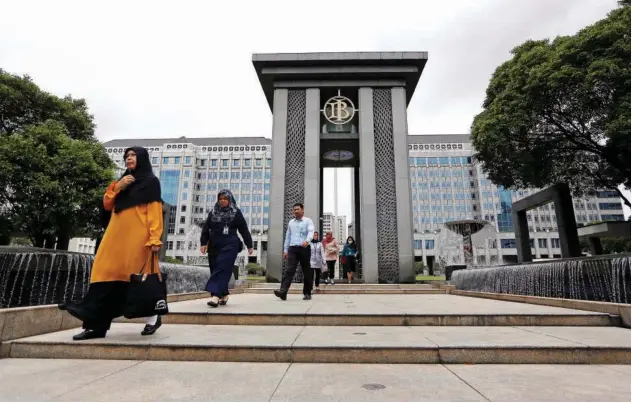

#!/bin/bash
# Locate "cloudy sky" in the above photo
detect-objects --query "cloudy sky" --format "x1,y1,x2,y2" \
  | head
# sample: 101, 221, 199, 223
0, 0, 624, 220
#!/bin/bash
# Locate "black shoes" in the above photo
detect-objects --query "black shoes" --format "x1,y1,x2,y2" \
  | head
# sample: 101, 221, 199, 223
303, 294, 312, 300
274, 290, 287, 301
141, 316, 162, 336
73, 329, 106, 341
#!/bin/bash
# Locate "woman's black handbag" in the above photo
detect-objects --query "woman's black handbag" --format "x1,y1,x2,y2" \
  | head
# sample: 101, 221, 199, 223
123, 253, 169, 319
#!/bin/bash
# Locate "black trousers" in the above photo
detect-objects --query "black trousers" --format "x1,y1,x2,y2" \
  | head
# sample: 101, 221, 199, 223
325, 260, 336, 279
64, 281, 129, 333
313, 268, 321, 287
281, 246, 313, 295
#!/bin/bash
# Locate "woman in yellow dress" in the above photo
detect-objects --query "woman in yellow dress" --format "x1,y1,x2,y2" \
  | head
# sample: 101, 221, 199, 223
60, 146, 164, 340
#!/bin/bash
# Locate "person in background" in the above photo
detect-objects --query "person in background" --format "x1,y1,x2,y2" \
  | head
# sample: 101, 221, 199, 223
60, 147, 163, 340
274, 203, 315, 301
200, 189, 253, 307
322, 231, 339, 285
342, 236, 358, 283
310, 231, 327, 291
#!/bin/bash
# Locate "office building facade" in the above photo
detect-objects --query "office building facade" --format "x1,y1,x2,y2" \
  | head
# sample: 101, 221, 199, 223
67, 135, 625, 272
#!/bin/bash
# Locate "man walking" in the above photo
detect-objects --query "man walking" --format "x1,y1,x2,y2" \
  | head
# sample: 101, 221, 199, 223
274, 203, 315, 301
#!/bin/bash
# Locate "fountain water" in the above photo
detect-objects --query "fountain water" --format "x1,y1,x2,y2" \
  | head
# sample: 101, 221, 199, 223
182, 224, 205, 266
450, 254, 631, 303
435, 219, 500, 277
0, 246, 210, 308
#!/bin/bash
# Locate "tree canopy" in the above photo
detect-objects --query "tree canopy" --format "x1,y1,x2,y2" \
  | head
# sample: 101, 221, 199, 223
0, 70, 96, 141
0, 70, 113, 248
471, 3, 631, 206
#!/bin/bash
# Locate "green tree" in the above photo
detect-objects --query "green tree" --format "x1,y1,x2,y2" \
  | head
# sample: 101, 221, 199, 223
0, 121, 113, 248
471, 3, 631, 206
0, 69, 96, 141
580, 237, 631, 254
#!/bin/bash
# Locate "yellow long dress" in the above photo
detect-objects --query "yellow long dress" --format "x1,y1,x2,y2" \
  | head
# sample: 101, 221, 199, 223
90, 181, 163, 283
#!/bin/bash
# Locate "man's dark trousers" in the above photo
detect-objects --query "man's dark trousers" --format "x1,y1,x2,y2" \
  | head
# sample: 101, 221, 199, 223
280, 245, 313, 295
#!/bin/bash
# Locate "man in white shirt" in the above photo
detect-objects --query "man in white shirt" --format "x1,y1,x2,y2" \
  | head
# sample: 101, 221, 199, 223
274, 203, 315, 300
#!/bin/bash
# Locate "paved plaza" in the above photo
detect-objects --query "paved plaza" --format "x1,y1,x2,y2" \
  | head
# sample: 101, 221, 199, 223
0, 359, 629, 401
0, 292, 630, 401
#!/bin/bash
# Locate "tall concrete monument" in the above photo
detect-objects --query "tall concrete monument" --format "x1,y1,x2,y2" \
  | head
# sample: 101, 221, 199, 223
253, 52, 428, 284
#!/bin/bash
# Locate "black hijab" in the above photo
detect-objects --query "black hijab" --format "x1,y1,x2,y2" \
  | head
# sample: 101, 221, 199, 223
113, 146, 162, 213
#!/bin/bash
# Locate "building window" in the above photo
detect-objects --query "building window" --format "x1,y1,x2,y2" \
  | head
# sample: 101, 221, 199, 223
244, 159, 251, 167
182, 192, 188, 200
601, 214, 625, 221
222, 159, 229, 167
183, 181, 188, 189
211, 159, 218, 167
185, 156, 192, 164
599, 203, 622, 210
414, 240, 422, 249
163, 157, 169, 164
233, 159, 240, 167
538, 239, 547, 248
180, 216, 186, 224
597, 191, 619, 198
152, 157, 159, 164
425, 240, 435, 249
551, 238, 560, 248
184, 170, 190, 178
266, 158, 272, 167
256, 158, 263, 167
181, 205, 186, 212
174, 157, 181, 164
500, 239, 516, 249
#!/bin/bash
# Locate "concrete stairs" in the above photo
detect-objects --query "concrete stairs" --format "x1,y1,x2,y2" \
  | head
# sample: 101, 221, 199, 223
243, 283, 444, 294
2, 294, 629, 365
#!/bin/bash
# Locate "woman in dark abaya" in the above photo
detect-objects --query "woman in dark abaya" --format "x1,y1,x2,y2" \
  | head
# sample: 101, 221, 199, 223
200, 189, 253, 307
60, 146, 164, 340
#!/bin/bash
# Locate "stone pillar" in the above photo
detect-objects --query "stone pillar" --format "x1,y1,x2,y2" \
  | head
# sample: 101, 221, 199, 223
358, 87, 379, 283
514, 209, 532, 263
588, 237, 603, 255
266, 89, 289, 282
552, 184, 581, 258
303, 88, 321, 224
391, 87, 415, 283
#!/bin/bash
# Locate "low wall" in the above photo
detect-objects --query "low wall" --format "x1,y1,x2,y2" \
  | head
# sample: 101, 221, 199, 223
451, 255, 630, 304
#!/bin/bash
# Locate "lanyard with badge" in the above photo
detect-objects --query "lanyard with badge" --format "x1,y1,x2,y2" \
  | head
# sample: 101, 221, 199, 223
223, 224, 229, 235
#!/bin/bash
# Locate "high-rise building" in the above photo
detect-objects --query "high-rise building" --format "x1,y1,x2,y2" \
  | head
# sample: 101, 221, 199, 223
100, 136, 272, 266
408, 134, 626, 268
69, 134, 625, 273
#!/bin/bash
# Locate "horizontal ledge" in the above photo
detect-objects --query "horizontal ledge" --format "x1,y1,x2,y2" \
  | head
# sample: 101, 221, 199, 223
114, 313, 618, 327
262, 66, 418, 75
8, 343, 629, 364
273, 79, 406, 88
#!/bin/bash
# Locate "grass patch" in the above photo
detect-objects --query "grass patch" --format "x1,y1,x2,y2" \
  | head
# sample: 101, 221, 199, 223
415, 275, 446, 281
246, 275, 266, 281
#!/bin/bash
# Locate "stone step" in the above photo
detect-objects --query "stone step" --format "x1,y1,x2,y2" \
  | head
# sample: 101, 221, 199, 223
5, 324, 630, 364
151, 294, 621, 326
248, 283, 434, 290
124, 312, 620, 327
243, 288, 444, 294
